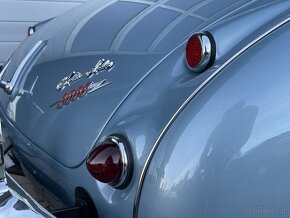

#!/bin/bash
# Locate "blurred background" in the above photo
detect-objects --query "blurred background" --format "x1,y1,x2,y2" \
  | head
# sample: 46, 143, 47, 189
0, 0, 89, 66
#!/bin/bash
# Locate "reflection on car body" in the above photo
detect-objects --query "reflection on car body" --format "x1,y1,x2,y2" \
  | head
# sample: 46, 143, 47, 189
1, 0, 290, 217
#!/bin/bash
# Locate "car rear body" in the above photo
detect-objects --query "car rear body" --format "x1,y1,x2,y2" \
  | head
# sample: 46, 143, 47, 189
1, 0, 290, 217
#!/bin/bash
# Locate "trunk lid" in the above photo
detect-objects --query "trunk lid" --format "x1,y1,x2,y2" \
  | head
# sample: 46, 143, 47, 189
0, 0, 259, 167
6, 53, 162, 167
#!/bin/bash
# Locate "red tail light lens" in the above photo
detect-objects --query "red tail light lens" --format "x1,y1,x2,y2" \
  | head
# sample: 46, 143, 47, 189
186, 36, 202, 68
86, 136, 131, 188
186, 32, 216, 73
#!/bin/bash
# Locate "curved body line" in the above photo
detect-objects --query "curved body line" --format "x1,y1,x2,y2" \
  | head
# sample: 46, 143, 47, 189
148, 0, 212, 52
1, 41, 46, 94
148, 0, 258, 52
133, 15, 290, 218
64, 0, 118, 55
110, 0, 169, 52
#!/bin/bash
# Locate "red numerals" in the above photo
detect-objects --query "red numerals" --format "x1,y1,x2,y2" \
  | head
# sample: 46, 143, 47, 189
56, 82, 92, 109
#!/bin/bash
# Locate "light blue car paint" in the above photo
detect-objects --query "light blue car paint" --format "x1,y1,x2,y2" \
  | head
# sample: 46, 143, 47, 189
0, 0, 289, 217
139, 21, 290, 218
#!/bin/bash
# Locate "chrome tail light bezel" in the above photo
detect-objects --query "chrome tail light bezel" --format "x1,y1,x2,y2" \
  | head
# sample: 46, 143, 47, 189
186, 31, 216, 73
86, 135, 133, 189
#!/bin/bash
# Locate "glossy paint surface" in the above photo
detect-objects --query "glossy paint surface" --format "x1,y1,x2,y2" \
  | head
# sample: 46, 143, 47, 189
0, 0, 288, 168
138, 21, 290, 218
0, 0, 244, 167
0, 0, 290, 218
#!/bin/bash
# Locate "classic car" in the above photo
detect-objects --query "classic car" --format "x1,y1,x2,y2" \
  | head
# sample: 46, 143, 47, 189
0, 0, 290, 217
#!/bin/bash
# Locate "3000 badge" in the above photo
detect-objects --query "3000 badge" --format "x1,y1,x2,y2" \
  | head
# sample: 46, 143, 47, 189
56, 79, 111, 109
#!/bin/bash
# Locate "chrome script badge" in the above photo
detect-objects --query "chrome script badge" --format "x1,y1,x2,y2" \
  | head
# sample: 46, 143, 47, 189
56, 79, 111, 109
56, 59, 114, 91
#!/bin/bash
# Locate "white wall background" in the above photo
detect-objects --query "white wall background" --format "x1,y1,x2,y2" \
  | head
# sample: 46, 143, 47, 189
0, 0, 88, 65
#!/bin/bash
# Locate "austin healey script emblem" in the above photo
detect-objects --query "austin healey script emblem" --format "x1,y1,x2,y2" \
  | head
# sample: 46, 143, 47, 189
56, 59, 114, 91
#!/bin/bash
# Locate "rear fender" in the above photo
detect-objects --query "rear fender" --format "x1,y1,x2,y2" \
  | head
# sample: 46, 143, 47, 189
137, 16, 290, 218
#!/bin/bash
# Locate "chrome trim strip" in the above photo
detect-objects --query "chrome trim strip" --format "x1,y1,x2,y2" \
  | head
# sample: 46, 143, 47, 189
110, 136, 129, 188
4, 41, 46, 94
133, 16, 290, 218
0, 60, 11, 79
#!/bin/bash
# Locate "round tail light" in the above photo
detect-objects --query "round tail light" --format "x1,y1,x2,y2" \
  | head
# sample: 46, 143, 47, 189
86, 136, 132, 188
186, 31, 216, 73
